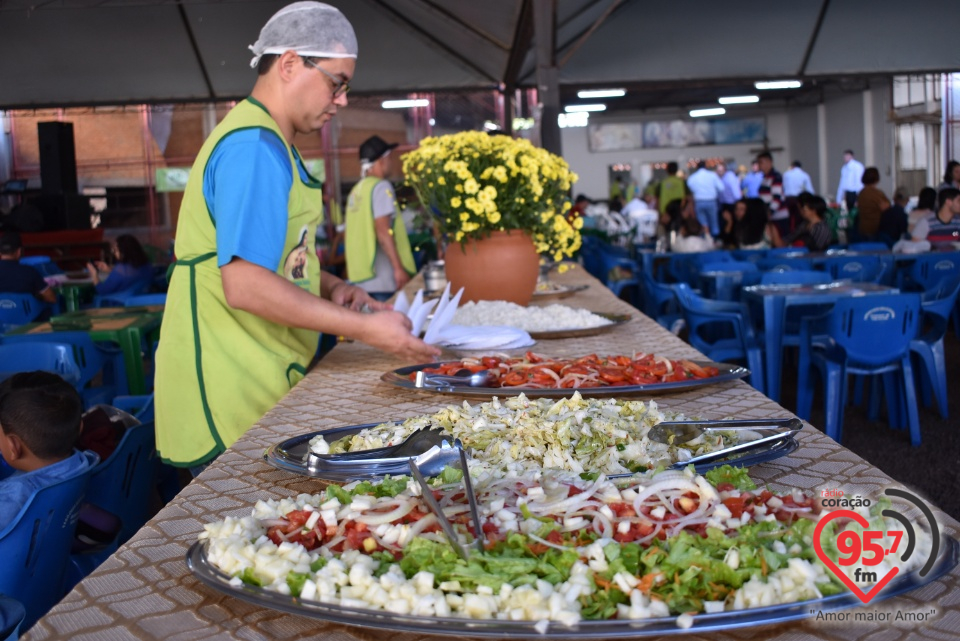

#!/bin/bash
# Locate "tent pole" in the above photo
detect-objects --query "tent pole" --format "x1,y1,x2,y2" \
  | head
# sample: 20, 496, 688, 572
532, 0, 561, 155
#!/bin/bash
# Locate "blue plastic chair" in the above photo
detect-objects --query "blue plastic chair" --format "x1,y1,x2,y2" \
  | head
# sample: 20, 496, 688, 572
669, 251, 732, 286
0, 342, 82, 387
122, 293, 166, 307
0, 293, 45, 333
902, 252, 960, 291
910, 275, 960, 419
0, 333, 128, 407
84, 421, 157, 544
847, 242, 889, 252
757, 256, 815, 272
796, 293, 922, 446
600, 253, 639, 304
19, 256, 62, 277
767, 247, 809, 256
822, 255, 885, 283
672, 283, 765, 393
0, 464, 96, 630
92, 276, 153, 308
759, 270, 833, 286
730, 249, 768, 264
699, 261, 760, 301
640, 271, 682, 331
0, 596, 25, 641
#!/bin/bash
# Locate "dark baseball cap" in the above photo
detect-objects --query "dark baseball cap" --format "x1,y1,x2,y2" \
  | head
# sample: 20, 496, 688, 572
359, 135, 398, 163
0, 230, 22, 253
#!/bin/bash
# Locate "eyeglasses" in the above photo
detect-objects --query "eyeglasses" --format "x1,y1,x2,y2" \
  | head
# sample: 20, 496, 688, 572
302, 57, 350, 98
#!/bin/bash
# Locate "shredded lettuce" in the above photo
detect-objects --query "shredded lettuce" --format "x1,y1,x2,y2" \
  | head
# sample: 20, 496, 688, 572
705, 465, 757, 491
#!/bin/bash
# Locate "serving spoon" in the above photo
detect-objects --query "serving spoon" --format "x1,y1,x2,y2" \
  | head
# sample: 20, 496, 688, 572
648, 417, 802, 445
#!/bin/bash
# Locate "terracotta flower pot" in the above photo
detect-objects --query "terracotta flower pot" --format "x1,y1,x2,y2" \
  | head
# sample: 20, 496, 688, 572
444, 230, 540, 305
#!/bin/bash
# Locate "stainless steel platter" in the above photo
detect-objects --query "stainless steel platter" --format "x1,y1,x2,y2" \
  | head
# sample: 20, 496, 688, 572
262, 421, 798, 483
381, 360, 750, 398
187, 537, 958, 639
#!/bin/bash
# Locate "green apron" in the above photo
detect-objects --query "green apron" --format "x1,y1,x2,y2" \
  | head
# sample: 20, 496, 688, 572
344, 176, 416, 283
154, 98, 322, 467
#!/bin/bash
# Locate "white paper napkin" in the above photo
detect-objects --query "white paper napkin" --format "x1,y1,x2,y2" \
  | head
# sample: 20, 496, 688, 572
423, 286, 464, 344
393, 290, 410, 315
435, 324, 535, 350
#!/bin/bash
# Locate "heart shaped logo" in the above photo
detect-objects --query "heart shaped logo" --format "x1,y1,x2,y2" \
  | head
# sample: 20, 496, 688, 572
813, 509, 899, 604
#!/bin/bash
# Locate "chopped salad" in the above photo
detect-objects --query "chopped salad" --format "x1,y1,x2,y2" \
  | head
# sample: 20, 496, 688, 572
200, 465, 931, 630
309, 392, 748, 476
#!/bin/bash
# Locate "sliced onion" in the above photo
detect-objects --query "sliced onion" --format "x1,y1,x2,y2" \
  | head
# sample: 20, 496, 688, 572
355, 499, 416, 526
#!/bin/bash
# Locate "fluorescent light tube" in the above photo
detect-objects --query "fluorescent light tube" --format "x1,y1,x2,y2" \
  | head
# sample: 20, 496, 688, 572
755, 80, 802, 90
718, 95, 760, 105
564, 104, 606, 112
577, 89, 626, 99
690, 107, 725, 118
382, 99, 429, 109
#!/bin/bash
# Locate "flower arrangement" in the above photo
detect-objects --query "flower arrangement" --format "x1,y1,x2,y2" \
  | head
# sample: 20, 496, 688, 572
402, 131, 582, 261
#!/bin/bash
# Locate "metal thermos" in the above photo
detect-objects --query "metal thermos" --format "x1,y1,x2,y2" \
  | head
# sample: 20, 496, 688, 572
424, 261, 446, 292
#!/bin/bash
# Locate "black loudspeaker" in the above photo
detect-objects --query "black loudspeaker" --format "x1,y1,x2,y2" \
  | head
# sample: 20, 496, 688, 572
38, 121, 78, 195
30, 194, 92, 231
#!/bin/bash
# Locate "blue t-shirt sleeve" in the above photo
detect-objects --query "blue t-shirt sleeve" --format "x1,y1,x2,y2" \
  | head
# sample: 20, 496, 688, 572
204, 129, 293, 271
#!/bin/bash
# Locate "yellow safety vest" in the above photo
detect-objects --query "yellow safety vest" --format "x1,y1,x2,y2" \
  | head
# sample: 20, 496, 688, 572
344, 176, 416, 283
154, 97, 322, 467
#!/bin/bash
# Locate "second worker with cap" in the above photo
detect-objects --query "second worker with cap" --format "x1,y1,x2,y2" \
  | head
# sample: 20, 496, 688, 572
344, 135, 417, 300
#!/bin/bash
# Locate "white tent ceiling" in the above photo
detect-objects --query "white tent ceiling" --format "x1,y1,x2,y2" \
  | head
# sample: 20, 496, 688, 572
0, 0, 958, 110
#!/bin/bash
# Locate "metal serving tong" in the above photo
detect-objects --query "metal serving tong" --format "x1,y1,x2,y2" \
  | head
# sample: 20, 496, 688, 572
305, 430, 459, 479
408, 444, 484, 560
648, 417, 802, 470
414, 369, 495, 390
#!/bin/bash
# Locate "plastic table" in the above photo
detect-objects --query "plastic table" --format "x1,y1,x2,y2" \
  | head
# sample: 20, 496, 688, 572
742, 281, 898, 402
5, 309, 162, 394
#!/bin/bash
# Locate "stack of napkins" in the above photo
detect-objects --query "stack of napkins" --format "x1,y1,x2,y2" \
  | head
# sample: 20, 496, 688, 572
394, 285, 534, 350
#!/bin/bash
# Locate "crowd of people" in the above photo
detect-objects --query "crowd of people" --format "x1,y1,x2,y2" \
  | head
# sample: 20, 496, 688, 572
594, 151, 960, 254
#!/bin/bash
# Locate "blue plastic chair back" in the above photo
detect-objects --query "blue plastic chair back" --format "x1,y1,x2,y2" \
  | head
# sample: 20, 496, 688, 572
640, 271, 681, 329
0, 595, 25, 641
85, 422, 157, 543
906, 252, 960, 291
767, 246, 809, 256
19, 256, 62, 278
122, 293, 166, 307
757, 256, 815, 272
0, 293, 43, 333
823, 255, 885, 283
669, 250, 731, 285
847, 242, 889, 252
93, 275, 152, 308
825, 294, 921, 366
0, 333, 128, 405
0, 342, 82, 387
0, 465, 95, 630
699, 261, 760, 301
730, 249, 768, 264
760, 270, 833, 285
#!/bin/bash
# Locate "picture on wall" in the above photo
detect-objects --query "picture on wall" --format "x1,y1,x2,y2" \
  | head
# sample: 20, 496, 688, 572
588, 117, 766, 151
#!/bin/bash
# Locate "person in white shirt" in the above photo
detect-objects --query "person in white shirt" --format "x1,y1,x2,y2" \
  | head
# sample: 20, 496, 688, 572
620, 194, 658, 243
717, 163, 741, 216
836, 149, 864, 210
686, 162, 725, 237
782, 160, 814, 197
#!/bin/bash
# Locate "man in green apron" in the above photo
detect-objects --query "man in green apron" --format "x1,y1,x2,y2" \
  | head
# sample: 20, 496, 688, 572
344, 135, 417, 301
154, 2, 439, 472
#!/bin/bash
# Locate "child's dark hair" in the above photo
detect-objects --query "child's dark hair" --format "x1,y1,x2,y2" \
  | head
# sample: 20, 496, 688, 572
681, 217, 703, 237
0, 371, 82, 460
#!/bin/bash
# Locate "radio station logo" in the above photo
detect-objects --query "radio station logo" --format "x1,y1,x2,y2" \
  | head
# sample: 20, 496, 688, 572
813, 488, 941, 604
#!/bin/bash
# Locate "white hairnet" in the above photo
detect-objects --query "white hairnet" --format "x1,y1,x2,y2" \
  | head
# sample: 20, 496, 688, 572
249, 2, 357, 68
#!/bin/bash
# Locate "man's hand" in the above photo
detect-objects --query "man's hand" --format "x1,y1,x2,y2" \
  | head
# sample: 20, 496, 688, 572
393, 266, 411, 290
360, 310, 441, 362
329, 281, 390, 312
